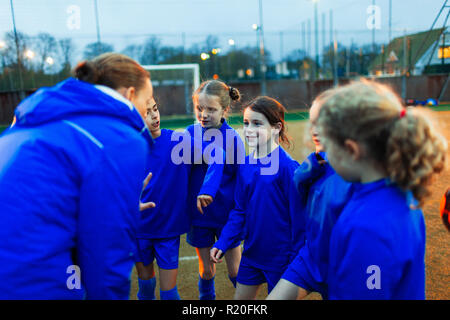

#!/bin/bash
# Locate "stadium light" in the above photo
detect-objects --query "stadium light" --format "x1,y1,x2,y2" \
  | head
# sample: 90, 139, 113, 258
252, 23, 259, 31
228, 39, 235, 46
200, 53, 210, 60
24, 49, 35, 60
45, 56, 54, 65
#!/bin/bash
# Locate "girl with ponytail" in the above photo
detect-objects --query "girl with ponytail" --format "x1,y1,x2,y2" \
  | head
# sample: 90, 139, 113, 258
185, 80, 245, 300
316, 80, 447, 299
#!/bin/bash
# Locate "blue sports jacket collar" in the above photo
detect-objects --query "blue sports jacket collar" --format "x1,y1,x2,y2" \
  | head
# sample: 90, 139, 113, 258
14, 78, 153, 146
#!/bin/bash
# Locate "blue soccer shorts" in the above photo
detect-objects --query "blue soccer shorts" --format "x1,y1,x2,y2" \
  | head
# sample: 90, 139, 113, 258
136, 236, 180, 270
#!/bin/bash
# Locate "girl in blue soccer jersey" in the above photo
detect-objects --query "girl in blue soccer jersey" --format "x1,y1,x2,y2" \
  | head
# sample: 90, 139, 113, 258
316, 81, 446, 299
186, 80, 245, 300
267, 91, 354, 300
210, 96, 306, 300
135, 99, 224, 300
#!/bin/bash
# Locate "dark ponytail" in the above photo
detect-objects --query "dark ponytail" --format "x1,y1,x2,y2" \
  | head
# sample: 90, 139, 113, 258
73, 60, 100, 84
193, 80, 240, 113
229, 86, 241, 102
72, 52, 150, 92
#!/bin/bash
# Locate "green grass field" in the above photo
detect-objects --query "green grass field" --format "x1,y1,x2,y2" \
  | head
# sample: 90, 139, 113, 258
430, 104, 450, 111
161, 109, 310, 130
162, 104, 450, 129
1, 104, 447, 135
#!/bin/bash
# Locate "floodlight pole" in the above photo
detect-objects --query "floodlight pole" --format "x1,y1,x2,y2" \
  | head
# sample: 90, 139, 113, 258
10, 0, 24, 99
258, 0, 267, 96
401, 30, 407, 101
372, 0, 376, 53
333, 30, 338, 87
388, 0, 392, 42
314, 0, 319, 80
301, 21, 306, 58
94, 0, 102, 55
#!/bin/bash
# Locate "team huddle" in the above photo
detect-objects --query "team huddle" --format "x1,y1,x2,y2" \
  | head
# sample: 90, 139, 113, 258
0, 53, 447, 300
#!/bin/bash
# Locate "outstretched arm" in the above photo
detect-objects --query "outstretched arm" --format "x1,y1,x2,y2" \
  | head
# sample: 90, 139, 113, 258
191, 135, 225, 214
140, 172, 156, 211
211, 164, 246, 262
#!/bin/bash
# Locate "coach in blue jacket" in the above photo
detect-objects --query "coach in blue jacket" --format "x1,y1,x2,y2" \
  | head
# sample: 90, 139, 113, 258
0, 53, 154, 299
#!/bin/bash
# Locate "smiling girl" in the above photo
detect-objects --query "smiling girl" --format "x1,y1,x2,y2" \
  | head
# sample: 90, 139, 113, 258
185, 80, 245, 300
210, 96, 306, 299
267, 91, 354, 300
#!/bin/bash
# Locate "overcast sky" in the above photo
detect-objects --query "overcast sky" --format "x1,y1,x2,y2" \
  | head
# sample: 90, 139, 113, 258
0, 0, 447, 62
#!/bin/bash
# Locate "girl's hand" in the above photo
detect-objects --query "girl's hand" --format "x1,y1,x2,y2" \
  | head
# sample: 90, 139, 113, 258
210, 247, 223, 264
197, 194, 213, 214
315, 152, 327, 165
140, 172, 156, 211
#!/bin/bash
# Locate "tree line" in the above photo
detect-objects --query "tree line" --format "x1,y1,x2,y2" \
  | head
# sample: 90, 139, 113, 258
0, 31, 381, 92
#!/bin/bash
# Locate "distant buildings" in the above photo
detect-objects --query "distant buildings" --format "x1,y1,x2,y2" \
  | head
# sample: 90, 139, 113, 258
369, 27, 449, 76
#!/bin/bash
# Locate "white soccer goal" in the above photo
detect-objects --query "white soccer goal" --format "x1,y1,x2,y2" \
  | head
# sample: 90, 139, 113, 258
142, 64, 200, 114
142, 63, 200, 89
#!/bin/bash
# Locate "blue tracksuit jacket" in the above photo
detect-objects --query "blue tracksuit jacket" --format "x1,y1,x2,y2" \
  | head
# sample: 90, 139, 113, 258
0, 78, 152, 299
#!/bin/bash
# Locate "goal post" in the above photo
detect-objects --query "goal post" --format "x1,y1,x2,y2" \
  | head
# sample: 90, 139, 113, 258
142, 63, 200, 115
142, 63, 200, 90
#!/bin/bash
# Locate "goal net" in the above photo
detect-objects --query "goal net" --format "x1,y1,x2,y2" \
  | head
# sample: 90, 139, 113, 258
142, 64, 200, 115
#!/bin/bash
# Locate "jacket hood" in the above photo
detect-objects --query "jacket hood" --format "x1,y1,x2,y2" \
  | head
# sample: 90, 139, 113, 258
14, 78, 151, 141
294, 151, 328, 190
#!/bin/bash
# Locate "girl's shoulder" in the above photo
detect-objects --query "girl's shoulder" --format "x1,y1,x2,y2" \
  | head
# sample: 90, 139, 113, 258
334, 192, 425, 256
340, 181, 422, 231
320, 167, 353, 193
221, 122, 242, 139
160, 128, 173, 136
278, 147, 299, 171
185, 123, 199, 133
154, 128, 175, 142
219, 119, 242, 136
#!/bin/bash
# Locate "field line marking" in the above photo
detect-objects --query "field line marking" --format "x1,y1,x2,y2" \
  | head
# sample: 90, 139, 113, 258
179, 255, 198, 261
